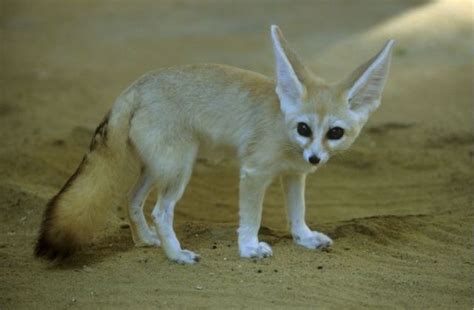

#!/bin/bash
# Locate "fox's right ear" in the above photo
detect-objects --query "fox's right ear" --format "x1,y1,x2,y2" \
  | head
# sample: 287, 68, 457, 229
338, 40, 395, 122
271, 25, 309, 115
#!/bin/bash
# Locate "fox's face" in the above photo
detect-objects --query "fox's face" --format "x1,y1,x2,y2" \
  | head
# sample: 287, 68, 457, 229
271, 25, 394, 166
284, 88, 364, 165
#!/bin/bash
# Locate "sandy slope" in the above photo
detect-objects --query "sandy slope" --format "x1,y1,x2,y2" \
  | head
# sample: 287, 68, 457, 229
1, 0, 472, 308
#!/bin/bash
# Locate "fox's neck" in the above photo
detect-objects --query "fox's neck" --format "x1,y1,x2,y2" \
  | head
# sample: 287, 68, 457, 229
232, 75, 304, 169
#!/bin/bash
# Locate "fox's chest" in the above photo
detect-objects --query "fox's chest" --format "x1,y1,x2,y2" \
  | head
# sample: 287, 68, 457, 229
274, 158, 317, 175
241, 152, 317, 179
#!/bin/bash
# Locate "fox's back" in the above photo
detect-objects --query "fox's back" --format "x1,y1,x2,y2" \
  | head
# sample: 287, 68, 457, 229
134, 63, 278, 115
128, 64, 283, 155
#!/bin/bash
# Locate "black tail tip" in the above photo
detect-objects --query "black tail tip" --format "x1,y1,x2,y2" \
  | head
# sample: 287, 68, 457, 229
34, 233, 75, 261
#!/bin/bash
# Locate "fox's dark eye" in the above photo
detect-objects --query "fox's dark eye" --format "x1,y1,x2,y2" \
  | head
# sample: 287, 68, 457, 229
327, 127, 344, 140
297, 122, 312, 137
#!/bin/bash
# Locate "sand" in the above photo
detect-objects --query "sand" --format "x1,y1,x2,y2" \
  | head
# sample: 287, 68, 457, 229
1, 0, 472, 308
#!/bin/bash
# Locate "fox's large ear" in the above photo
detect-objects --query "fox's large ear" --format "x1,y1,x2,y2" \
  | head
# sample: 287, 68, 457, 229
271, 25, 310, 115
339, 40, 395, 121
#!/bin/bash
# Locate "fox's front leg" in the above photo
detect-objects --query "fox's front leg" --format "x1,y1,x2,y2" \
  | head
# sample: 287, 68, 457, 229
238, 169, 273, 259
281, 174, 332, 249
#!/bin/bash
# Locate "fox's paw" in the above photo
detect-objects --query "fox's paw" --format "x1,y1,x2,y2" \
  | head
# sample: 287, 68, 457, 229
294, 231, 333, 249
239, 241, 273, 259
170, 249, 200, 265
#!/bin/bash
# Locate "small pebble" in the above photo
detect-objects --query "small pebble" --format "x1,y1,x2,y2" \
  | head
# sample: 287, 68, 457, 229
195, 285, 203, 290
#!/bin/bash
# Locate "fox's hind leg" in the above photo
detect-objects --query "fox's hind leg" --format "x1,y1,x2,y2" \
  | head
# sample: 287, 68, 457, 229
150, 143, 199, 264
128, 173, 161, 247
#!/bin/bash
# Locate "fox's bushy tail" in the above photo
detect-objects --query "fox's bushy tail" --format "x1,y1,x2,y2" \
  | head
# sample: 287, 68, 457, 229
35, 90, 142, 260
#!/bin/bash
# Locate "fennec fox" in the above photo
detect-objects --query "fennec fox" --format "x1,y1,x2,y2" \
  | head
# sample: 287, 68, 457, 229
35, 25, 394, 264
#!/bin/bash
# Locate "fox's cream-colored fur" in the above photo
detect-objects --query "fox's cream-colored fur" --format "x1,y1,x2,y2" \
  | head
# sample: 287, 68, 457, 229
35, 25, 394, 264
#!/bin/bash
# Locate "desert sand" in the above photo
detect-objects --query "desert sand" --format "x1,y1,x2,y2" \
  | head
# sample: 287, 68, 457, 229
1, 0, 472, 308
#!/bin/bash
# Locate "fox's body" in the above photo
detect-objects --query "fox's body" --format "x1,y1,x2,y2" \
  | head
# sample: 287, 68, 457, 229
132, 64, 314, 178
36, 26, 394, 264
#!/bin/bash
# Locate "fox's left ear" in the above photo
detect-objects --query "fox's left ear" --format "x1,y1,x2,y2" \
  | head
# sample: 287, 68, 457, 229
339, 40, 395, 121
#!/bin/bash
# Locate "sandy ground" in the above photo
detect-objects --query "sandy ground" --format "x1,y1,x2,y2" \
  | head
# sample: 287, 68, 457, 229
1, 0, 473, 308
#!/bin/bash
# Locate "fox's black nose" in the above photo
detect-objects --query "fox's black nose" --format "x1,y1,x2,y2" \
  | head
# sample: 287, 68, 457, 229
308, 155, 320, 165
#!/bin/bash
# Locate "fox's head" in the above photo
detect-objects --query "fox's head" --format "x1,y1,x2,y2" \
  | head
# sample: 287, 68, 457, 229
271, 25, 394, 166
